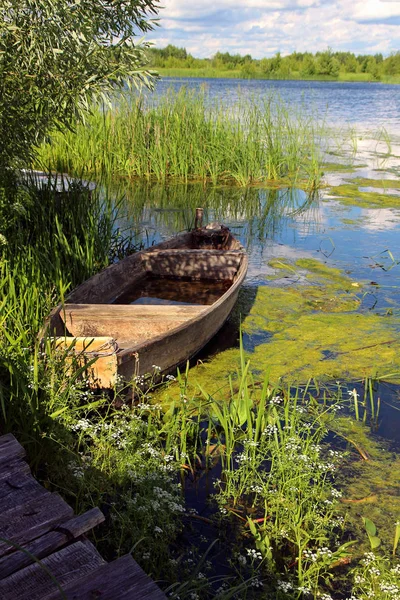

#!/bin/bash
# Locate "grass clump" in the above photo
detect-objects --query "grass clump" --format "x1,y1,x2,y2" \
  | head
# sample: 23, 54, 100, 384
36, 87, 325, 190
149, 356, 400, 598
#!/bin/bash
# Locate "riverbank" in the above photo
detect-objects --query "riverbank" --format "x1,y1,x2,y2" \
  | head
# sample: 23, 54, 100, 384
156, 67, 400, 85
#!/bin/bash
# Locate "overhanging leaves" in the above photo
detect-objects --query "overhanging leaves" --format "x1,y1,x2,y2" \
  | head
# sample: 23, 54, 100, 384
0, 0, 161, 174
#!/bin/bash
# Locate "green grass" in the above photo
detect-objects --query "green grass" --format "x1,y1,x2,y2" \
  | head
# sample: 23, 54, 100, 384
155, 68, 400, 85
36, 87, 325, 190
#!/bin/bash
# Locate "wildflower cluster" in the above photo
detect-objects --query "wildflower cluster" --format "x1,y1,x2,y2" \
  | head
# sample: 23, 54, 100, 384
351, 552, 400, 600
213, 390, 347, 595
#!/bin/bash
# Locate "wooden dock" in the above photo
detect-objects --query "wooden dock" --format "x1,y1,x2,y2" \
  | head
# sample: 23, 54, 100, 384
0, 434, 167, 599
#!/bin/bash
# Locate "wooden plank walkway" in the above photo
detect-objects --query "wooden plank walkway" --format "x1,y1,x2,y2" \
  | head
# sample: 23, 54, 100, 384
0, 434, 167, 599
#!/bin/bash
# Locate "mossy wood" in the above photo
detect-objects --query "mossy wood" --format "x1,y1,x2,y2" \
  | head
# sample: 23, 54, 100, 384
45, 226, 248, 387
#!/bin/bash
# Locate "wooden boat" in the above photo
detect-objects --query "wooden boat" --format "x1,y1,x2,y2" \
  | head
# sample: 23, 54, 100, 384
45, 221, 248, 388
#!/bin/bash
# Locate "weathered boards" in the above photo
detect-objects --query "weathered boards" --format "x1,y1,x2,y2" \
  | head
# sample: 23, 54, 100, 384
44, 224, 248, 387
0, 433, 167, 599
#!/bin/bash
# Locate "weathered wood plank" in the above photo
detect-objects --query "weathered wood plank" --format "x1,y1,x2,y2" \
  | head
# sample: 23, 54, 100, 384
0, 458, 30, 479
0, 508, 104, 578
53, 336, 118, 388
44, 554, 167, 600
0, 435, 167, 599
142, 248, 242, 280
0, 540, 104, 600
54, 507, 104, 539
0, 468, 33, 495
0, 478, 49, 512
0, 435, 26, 469
146, 248, 243, 256
0, 531, 67, 580
62, 305, 206, 353
64, 303, 206, 319
0, 493, 74, 557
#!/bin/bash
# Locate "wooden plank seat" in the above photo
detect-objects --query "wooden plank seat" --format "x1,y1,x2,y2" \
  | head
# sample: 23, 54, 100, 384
61, 303, 207, 346
142, 248, 244, 280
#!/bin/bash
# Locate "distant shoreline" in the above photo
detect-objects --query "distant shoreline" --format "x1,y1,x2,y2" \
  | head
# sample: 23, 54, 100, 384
156, 68, 400, 85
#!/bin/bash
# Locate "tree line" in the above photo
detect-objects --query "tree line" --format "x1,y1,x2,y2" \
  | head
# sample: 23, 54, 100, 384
149, 45, 400, 79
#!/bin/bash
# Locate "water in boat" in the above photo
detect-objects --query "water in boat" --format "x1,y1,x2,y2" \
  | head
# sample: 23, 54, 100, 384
113, 275, 232, 306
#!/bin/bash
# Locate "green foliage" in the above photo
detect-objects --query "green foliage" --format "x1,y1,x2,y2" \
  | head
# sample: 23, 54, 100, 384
149, 46, 400, 82
363, 517, 381, 550
0, 0, 160, 174
203, 373, 351, 592
351, 550, 400, 599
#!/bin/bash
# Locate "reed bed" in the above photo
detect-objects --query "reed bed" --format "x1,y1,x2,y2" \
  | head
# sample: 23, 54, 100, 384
36, 88, 325, 190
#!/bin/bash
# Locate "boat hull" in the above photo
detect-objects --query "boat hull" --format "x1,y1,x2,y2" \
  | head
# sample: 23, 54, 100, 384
45, 226, 248, 388
117, 272, 243, 383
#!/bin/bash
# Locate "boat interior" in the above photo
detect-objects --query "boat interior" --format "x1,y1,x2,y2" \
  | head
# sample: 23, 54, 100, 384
49, 228, 246, 350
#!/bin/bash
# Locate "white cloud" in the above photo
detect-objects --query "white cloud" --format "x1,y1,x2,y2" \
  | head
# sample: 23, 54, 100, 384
164, 0, 321, 17
360, 208, 400, 231
150, 1, 400, 57
350, 0, 400, 21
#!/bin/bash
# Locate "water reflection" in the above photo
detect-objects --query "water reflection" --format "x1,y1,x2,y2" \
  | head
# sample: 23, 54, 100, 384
114, 179, 320, 248
109, 179, 400, 310
360, 208, 400, 231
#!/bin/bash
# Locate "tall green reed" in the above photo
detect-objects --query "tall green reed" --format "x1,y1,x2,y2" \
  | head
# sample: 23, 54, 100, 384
0, 177, 133, 465
37, 88, 326, 190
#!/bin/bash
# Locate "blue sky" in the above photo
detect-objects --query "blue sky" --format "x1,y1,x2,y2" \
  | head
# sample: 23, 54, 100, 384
149, 1, 400, 58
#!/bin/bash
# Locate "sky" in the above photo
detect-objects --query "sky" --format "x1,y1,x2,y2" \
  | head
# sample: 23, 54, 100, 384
149, 0, 400, 58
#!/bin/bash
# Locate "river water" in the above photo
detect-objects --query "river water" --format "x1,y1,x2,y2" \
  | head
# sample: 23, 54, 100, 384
153, 77, 400, 135
117, 78, 400, 439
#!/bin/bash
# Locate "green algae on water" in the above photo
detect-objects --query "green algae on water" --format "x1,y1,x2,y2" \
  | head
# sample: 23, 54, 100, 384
156, 258, 400, 409
341, 217, 365, 227
321, 162, 360, 173
245, 259, 400, 384
334, 416, 400, 554
349, 177, 400, 190
329, 181, 400, 208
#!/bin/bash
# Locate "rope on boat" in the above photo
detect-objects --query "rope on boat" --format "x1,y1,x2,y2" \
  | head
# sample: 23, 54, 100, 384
81, 339, 119, 358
